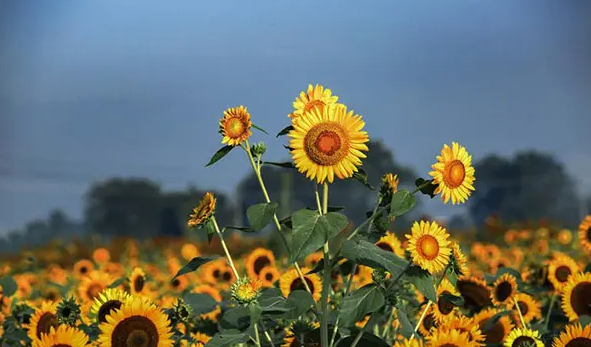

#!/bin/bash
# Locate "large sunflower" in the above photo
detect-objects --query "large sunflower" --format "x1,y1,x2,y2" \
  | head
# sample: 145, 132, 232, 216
288, 103, 369, 184
503, 328, 544, 347
375, 232, 405, 258
290, 84, 339, 119
578, 215, 591, 254
429, 142, 475, 205
219, 105, 252, 146
188, 193, 216, 229
561, 271, 591, 321
490, 273, 518, 307
89, 288, 130, 324
279, 267, 322, 302
432, 278, 460, 323
405, 221, 451, 274
552, 323, 591, 347
426, 328, 477, 347
547, 254, 580, 292
98, 296, 174, 347
28, 301, 59, 343
506, 293, 541, 325
32, 325, 89, 347
78, 270, 113, 303
245, 248, 276, 280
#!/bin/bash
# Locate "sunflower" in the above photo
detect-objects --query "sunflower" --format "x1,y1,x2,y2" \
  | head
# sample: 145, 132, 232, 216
129, 267, 149, 296
304, 252, 323, 269
259, 266, 281, 287
393, 339, 425, 347
93, 248, 111, 264
180, 243, 200, 261
417, 306, 438, 337
557, 228, 573, 245
490, 273, 518, 307
457, 276, 492, 312
428, 142, 475, 205
547, 254, 580, 292
28, 301, 59, 342
73, 259, 95, 278
438, 314, 485, 345
288, 103, 369, 184
561, 271, 591, 321
188, 193, 216, 228
78, 270, 113, 303
32, 325, 89, 347
191, 332, 211, 347
89, 288, 130, 324
219, 105, 252, 146
506, 293, 541, 325
503, 328, 544, 347
432, 278, 460, 323
98, 296, 173, 347
289, 84, 339, 119
451, 242, 469, 276
201, 260, 225, 285
426, 328, 477, 347
552, 323, 591, 347
474, 308, 514, 345
375, 232, 405, 258
279, 267, 322, 302
406, 221, 451, 274
168, 275, 188, 293
245, 248, 276, 280
578, 215, 591, 254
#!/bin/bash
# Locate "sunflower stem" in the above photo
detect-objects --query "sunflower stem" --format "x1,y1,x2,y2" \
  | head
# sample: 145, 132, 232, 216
544, 293, 556, 330
321, 182, 332, 347
381, 306, 395, 339
261, 322, 276, 347
253, 323, 262, 347
242, 140, 313, 295
410, 264, 449, 340
514, 296, 528, 329
211, 216, 240, 280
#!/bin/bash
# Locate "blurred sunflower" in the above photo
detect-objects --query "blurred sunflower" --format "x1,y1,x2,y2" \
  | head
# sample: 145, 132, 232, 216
92, 247, 111, 264
219, 105, 252, 146
490, 273, 518, 306
77, 270, 113, 303
279, 267, 322, 302
259, 266, 281, 287
288, 103, 369, 184
73, 259, 94, 278
561, 271, 591, 321
578, 215, 591, 254
406, 221, 451, 274
547, 254, 579, 292
245, 248, 276, 280
552, 323, 591, 347
188, 192, 216, 229
32, 325, 89, 347
28, 301, 59, 342
429, 142, 475, 205
503, 328, 544, 347
129, 267, 149, 296
304, 252, 323, 269
375, 232, 405, 258
289, 84, 339, 119
426, 328, 476, 347
557, 228, 573, 245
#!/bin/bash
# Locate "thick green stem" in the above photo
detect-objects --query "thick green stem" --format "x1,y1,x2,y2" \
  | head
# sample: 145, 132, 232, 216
253, 323, 261, 347
544, 294, 556, 330
320, 182, 331, 347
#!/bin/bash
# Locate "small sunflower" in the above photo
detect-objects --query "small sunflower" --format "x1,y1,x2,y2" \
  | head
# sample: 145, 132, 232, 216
89, 288, 130, 324
73, 259, 94, 278
383, 173, 400, 194
290, 84, 339, 119
426, 327, 477, 347
547, 254, 580, 292
98, 296, 174, 347
32, 325, 89, 347
552, 323, 591, 347
474, 308, 514, 345
578, 215, 591, 254
506, 293, 541, 324
557, 228, 573, 245
188, 192, 216, 228
28, 301, 59, 343
417, 305, 438, 337
375, 232, 405, 258
432, 278, 460, 323
561, 271, 591, 321
279, 267, 322, 302
450, 242, 469, 277
429, 142, 475, 205
304, 252, 324, 269
259, 266, 281, 287
129, 267, 148, 296
503, 328, 544, 347
288, 103, 369, 184
191, 332, 211, 347
405, 221, 451, 274
231, 277, 263, 305
490, 273, 518, 306
219, 105, 252, 146
92, 247, 111, 264
245, 248, 276, 280
77, 270, 113, 303
180, 243, 200, 261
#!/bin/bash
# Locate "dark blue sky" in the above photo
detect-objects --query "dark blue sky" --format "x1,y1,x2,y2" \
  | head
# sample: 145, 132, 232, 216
1, 0, 590, 234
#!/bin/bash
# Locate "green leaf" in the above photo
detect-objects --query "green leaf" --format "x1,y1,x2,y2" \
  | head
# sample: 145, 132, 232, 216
108, 277, 127, 288
446, 266, 459, 287
584, 263, 591, 273
172, 256, 218, 280
280, 290, 315, 320
205, 145, 234, 167
338, 284, 385, 327
351, 168, 375, 190
388, 190, 416, 217
276, 125, 294, 137
396, 304, 415, 338
205, 219, 216, 244
439, 293, 465, 307
224, 226, 255, 232
414, 178, 438, 198
336, 333, 389, 347
308, 256, 344, 275
403, 266, 436, 303
259, 288, 292, 313
220, 306, 251, 331
263, 161, 295, 169
204, 329, 250, 347
248, 302, 262, 326
289, 209, 349, 263
0, 276, 18, 297
580, 315, 591, 327
340, 239, 408, 279
183, 293, 218, 315
247, 202, 278, 231
252, 123, 268, 134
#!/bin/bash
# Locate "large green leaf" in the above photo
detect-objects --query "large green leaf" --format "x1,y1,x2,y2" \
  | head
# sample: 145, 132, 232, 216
248, 302, 262, 326
403, 266, 436, 303
388, 190, 416, 217
338, 284, 385, 327
580, 315, 591, 327
182, 293, 218, 315
289, 209, 348, 263
340, 239, 408, 279
396, 304, 414, 338
205, 145, 234, 167
247, 202, 278, 231
259, 288, 292, 313
172, 256, 218, 280
220, 306, 251, 331
204, 329, 250, 347
0, 276, 17, 297
280, 290, 315, 321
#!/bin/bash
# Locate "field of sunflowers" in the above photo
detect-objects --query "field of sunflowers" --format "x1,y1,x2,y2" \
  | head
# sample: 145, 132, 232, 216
1, 85, 590, 347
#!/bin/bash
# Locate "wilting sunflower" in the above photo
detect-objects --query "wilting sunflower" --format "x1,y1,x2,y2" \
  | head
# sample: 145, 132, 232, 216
259, 266, 281, 287
432, 278, 460, 323
279, 267, 322, 302
78, 270, 113, 303
450, 242, 470, 277
490, 273, 518, 306
426, 328, 477, 347
245, 248, 276, 280
98, 296, 173, 347
547, 254, 580, 292
129, 267, 149, 296
219, 105, 252, 146
439, 314, 485, 345
578, 215, 591, 254
73, 259, 94, 278
553, 323, 591, 347
375, 232, 405, 258
289, 84, 339, 119
288, 103, 369, 184
474, 308, 514, 345
561, 271, 591, 321
506, 293, 541, 325
428, 142, 475, 205
406, 221, 451, 274
32, 325, 89, 347
89, 288, 130, 324
188, 192, 216, 228
28, 301, 59, 342
503, 328, 544, 347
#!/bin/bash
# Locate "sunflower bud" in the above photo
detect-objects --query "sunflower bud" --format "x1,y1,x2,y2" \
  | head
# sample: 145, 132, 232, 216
172, 299, 193, 324
371, 268, 388, 286
251, 142, 267, 159
56, 296, 81, 326
230, 277, 263, 305
11, 302, 34, 325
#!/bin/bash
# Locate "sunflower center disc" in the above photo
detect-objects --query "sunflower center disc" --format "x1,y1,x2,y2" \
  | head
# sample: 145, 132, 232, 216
316, 131, 341, 155
517, 301, 529, 316
36, 313, 59, 338
438, 344, 460, 347
376, 242, 394, 253
98, 300, 123, 323
570, 282, 591, 317
112, 315, 158, 347
587, 227, 591, 242
512, 336, 536, 347
443, 160, 466, 188
290, 277, 315, 293
495, 281, 512, 302
304, 123, 349, 166
134, 276, 145, 292
417, 235, 439, 260
126, 330, 150, 347
565, 337, 591, 347
226, 118, 245, 138
253, 256, 271, 275
555, 266, 572, 283
265, 273, 273, 281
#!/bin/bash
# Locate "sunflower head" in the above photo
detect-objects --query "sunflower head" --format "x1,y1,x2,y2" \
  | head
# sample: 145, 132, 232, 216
381, 173, 400, 195
507, 293, 541, 325
503, 327, 544, 347
258, 266, 280, 287
578, 215, 591, 254
231, 277, 263, 305
56, 296, 82, 327
432, 278, 460, 323
245, 248, 276, 279
219, 105, 252, 146
290, 84, 339, 119
188, 192, 216, 229
89, 288, 130, 324
547, 254, 579, 293
405, 221, 451, 274
450, 242, 469, 277
129, 267, 148, 295
426, 327, 474, 347
33, 324, 90, 347
375, 232, 405, 258
552, 323, 591, 347
561, 271, 591, 321
28, 301, 59, 342
279, 267, 322, 302
491, 273, 518, 306
429, 142, 475, 205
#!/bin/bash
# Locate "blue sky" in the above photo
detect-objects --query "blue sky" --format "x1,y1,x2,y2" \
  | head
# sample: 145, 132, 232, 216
1, 0, 590, 234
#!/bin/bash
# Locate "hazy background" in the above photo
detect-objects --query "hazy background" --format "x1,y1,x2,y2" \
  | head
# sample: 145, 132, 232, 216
1, 1, 590, 247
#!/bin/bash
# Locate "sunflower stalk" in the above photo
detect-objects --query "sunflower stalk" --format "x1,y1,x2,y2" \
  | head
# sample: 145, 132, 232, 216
253, 323, 262, 347
544, 293, 557, 330
514, 296, 528, 328
320, 182, 332, 347
410, 263, 450, 340
211, 216, 240, 280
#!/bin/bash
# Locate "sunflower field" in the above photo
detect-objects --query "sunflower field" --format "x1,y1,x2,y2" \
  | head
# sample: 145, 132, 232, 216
1, 84, 590, 347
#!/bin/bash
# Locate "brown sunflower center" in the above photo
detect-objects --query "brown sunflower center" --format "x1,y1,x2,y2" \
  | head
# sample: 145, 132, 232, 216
438, 344, 460, 347
481, 318, 505, 344
555, 266, 572, 283
417, 235, 440, 260
290, 277, 315, 293
225, 118, 246, 138
54, 345, 74, 347
587, 227, 591, 242
87, 284, 105, 300
517, 301, 529, 316
304, 123, 349, 166
36, 312, 59, 338
98, 300, 123, 323
134, 276, 145, 292
570, 282, 591, 317
494, 281, 513, 302
111, 315, 159, 347
265, 273, 274, 281
222, 270, 232, 281
437, 291, 455, 315
171, 279, 181, 288
443, 160, 466, 189
565, 337, 591, 347
80, 266, 88, 274
512, 336, 536, 347
423, 313, 437, 331
376, 242, 393, 253
253, 256, 271, 275
305, 100, 325, 112
212, 269, 221, 278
